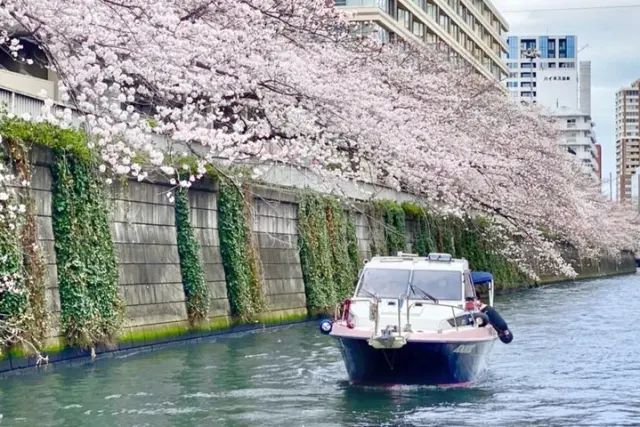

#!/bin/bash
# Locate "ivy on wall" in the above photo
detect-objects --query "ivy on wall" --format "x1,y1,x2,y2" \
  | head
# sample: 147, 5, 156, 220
5, 139, 47, 343
402, 200, 525, 289
298, 193, 335, 311
298, 193, 359, 312
174, 188, 209, 324
345, 216, 360, 286
365, 203, 387, 256
368, 200, 407, 256
0, 117, 88, 347
402, 202, 434, 256
217, 179, 264, 321
51, 150, 123, 348
241, 184, 266, 317
0, 216, 28, 332
325, 198, 359, 301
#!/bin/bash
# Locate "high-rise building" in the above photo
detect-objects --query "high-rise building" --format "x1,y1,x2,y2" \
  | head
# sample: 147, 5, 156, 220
616, 79, 640, 202
335, 0, 510, 81
505, 35, 579, 108
555, 107, 600, 177
504, 35, 599, 179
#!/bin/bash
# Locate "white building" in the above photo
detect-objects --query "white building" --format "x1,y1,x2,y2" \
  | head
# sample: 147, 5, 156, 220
335, 0, 510, 81
554, 107, 599, 177
616, 79, 640, 202
505, 35, 579, 107
504, 35, 599, 179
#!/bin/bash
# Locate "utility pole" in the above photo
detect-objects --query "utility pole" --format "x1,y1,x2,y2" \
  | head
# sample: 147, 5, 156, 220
523, 48, 540, 104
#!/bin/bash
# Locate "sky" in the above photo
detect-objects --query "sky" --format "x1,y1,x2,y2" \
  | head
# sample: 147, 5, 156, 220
491, 0, 640, 198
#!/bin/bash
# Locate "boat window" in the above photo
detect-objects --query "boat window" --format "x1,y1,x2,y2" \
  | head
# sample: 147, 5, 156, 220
357, 268, 411, 298
410, 270, 462, 300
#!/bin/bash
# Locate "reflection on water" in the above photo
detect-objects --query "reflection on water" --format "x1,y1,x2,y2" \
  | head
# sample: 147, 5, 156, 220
1, 275, 640, 426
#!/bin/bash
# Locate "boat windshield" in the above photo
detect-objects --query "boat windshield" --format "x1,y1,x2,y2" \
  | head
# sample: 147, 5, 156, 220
357, 268, 410, 298
410, 270, 462, 301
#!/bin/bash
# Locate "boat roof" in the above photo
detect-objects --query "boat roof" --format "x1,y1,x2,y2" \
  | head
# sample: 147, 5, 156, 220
365, 253, 468, 272
471, 271, 493, 285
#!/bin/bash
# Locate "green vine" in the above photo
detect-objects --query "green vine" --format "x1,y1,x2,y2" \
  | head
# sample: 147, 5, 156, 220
5, 139, 48, 343
0, 213, 28, 332
242, 184, 266, 316
298, 193, 336, 311
325, 198, 359, 301
174, 188, 209, 324
217, 179, 264, 321
298, 193, 359, 312
401, 202, 524, 288
51, 150, 123, 348
345, 215, 361, 284
402, 202, 434, 256
366, 203, 387, 256
375, 200, 406, 255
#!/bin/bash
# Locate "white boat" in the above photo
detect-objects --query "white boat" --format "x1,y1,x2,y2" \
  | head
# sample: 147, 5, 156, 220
320, 253, 513, 385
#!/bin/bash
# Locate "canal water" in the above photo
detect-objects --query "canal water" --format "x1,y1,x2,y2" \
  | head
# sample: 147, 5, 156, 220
1, 274, 640, 426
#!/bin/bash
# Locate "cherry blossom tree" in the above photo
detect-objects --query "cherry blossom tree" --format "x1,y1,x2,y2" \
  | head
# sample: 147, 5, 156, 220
0, 0, 638, 279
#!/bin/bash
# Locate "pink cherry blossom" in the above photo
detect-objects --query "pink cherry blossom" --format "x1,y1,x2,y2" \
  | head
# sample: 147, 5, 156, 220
0, 0, 637, 278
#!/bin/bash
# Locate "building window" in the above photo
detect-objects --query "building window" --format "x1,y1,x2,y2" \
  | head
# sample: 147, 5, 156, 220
507, 82, 518, 88
521, 72, 536, 78
567, 36, 576, 58
559, 38, 567, 58
520, 39, 536, 52
398, 7, 412, 30
521, 62, 537, 68
426, 0, 438, 19
507, 36, 518, 59
548, 39, 556, 58
547, 62, 557, 68
559, 62, 575, 68
413, 20, 425, 38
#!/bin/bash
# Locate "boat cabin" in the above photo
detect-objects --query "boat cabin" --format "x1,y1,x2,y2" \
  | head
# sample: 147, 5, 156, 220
347, 253, 493, 334
355, 253, 475, 304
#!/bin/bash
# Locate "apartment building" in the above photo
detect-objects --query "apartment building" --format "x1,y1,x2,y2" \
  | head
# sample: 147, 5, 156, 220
504, 35, 600, 180
554, 107, 600, 178
335, 0, 510, 81
616, 79, 640, 202
505, 35, 579, 108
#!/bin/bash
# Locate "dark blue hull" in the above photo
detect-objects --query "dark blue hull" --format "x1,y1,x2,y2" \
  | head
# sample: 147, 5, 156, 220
336, 337, 495, 385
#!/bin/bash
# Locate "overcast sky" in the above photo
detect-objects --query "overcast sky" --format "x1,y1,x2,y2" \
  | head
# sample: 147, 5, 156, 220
492, 0, 640, 197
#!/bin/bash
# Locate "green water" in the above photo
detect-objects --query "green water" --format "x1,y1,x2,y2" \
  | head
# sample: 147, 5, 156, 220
1, 274, 640, 426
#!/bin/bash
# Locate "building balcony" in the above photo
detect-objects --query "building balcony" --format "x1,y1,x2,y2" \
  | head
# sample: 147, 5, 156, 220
0, 69, 57, 101
336, 0, 508, 83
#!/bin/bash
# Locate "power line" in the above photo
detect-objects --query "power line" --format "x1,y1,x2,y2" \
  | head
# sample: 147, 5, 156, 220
502, 4, 640, 13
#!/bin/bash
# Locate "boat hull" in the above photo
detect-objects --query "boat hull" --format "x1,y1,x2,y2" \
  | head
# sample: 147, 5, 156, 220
336, 336, 496, 385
